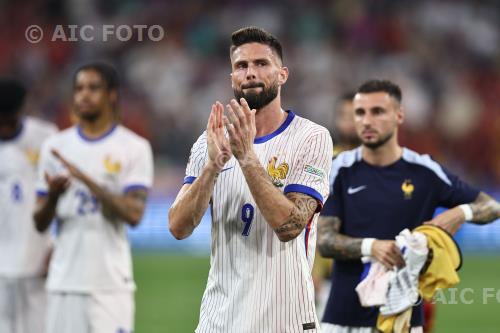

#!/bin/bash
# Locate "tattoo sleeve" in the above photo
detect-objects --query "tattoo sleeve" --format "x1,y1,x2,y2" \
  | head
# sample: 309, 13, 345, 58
317, 216, 363, 260
273, 192, 318, 242
469, 192, 500, 224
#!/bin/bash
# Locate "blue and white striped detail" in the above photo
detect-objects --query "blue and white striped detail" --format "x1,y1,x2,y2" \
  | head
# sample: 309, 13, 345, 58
402, 148, 452, 186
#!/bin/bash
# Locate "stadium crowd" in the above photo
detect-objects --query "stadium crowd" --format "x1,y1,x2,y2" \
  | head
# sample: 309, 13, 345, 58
1, 0, 499, 190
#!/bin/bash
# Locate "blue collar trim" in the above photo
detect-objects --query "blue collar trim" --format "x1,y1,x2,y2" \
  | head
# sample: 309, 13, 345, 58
254, 110, 295, 144
77, 123, 117, 142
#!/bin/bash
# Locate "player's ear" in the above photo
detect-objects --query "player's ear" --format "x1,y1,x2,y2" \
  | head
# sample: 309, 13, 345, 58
278, 66, 289, 86
397, 106, 404, 125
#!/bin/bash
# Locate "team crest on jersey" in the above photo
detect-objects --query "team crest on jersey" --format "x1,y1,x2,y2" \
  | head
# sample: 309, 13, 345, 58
267, 156, 289, 187
25, 149, 40, 166
104, 155, 122, 174
401, 179, 414, 199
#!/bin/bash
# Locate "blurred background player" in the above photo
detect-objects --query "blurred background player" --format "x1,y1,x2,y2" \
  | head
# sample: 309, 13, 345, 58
332, 92, 361, 157
312, 91, 360, 318
313, 90, 437, 330
33, 63, 153, 333
317, 79, 500, 333
169, 27, 332, 332
0, 79, 57, 333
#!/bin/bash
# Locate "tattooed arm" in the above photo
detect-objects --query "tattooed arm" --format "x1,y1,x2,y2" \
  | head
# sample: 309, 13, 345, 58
426, 191, 500, 235
237, 150, 319, 242
470, 192, 500, 223
275, 192, 319, 242
317, 216, 404, 268
317, 216, 362, 260
224, 98, 330, 242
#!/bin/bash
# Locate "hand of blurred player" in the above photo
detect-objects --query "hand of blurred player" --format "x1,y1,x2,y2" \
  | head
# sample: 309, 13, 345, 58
224, 98, 256, 162
371, 240, 405, 269
51, 149, 88, 182
207, 101, 232, 171
44, 171, 70, 198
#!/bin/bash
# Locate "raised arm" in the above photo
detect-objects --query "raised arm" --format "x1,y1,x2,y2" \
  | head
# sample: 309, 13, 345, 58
237, 150, 318, 242
168, 165, 219, 239
48, 150, 149, 227
33, 172, 70, 232
225, 98, 327, 242
168, 102, 232, 239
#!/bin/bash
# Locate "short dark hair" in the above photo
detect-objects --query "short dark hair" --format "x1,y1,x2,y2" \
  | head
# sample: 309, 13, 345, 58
230, 26, 283, 62
357, 79, 402, 103
74, 62, 119, 91
0, 79, 27, 115
339, 91, 356, 103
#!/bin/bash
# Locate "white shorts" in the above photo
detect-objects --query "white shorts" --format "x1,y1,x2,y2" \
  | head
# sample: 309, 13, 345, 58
321, 323, 423, 333
46, 291, 134, 333
0, 276, 47, 333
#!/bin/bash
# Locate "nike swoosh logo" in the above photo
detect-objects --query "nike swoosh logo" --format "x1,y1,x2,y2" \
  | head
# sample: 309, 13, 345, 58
347, 185, 367, 195
220, 166, 234, 173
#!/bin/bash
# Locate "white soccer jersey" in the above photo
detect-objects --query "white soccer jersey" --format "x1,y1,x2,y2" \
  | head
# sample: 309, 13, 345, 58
35, 124, 153, 292
0, 117, 57, 277
185, 111, 333, 333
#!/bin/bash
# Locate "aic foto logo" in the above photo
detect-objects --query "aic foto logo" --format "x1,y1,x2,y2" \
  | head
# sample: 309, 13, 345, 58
26, 25, 165, 43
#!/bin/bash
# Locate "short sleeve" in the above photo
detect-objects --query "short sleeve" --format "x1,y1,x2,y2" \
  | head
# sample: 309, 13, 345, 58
320, 165, 343, 218
283, 128, 333, 207
122, 140, 154, 193
437, 166, 479, 208
184, 132, 208, 185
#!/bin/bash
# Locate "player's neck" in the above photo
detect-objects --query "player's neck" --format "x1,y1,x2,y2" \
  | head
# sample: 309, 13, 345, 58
78, 113, 116, 139
362, 139, 402, 167
254, 97, 286, 138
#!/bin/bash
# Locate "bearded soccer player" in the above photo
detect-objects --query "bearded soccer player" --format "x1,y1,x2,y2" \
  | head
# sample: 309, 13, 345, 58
169, 27, 333, 332
318, 79, 500, 333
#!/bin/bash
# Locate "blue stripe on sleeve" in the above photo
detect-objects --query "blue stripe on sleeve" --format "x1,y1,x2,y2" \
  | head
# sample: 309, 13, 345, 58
123, 184, 150, 193
183, 176, 196, 184
284, 184, 324, 203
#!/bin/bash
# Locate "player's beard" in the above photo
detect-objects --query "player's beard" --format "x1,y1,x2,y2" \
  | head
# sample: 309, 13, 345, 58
363, 130, 394, 150
75, 107, 102, 122
233, 80, 279, 111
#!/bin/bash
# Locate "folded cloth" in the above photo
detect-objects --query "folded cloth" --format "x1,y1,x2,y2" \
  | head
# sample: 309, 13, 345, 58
380, 229, 428, 316
377, 225, 462, 333
415, 225, 461, 301
356, 260, 394, 307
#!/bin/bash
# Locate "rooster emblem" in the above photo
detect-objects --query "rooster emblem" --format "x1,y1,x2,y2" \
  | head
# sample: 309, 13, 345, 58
104, 155, 121, 174
25, 149, 40, 166
267, 156, 289, 187
401, 179, 414, 199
